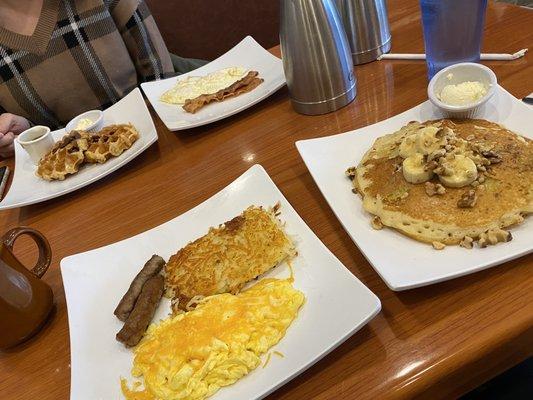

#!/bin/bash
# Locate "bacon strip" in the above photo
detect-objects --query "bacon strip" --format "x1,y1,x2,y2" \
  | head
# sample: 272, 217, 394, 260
182, 71, 264, 114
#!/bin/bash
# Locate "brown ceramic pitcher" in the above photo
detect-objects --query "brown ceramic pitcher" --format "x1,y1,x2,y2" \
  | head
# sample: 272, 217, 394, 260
0, 227, 53, 350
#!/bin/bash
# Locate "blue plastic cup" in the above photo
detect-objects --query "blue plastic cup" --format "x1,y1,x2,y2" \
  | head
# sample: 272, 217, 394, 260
420, 0, 487, 79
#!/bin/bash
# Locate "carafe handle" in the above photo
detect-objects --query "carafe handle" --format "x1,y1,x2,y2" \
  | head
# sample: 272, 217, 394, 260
2, 227, 52, 278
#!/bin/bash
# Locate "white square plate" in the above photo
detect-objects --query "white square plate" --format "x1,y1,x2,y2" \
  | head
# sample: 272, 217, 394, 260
0, 88, 157, 210
61, 164, 381, 400
296, 86, 533, 291
140, 36, 285, 131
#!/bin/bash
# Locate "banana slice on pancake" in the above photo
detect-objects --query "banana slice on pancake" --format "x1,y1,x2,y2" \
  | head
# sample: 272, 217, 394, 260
415, 126, 445, 155
399, 134, 418, 158
402, 153, 434, 184
438, 155, 478, 188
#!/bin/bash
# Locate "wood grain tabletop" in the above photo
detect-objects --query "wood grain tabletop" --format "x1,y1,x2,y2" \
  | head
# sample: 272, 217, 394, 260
0, 0, 532, 399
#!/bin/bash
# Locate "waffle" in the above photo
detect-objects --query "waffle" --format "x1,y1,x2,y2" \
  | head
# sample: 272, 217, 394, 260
85, 124, 139, 163
36, 131, 90, 181
35, 124, 139, 180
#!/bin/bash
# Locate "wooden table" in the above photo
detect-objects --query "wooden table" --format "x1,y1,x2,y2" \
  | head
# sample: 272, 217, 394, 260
1, 1, 532, 399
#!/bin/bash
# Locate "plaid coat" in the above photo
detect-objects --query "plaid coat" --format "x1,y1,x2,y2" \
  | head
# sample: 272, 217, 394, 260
0, 0, 173, 128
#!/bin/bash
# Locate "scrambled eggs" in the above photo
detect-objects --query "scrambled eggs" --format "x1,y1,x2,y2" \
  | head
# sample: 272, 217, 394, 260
121, 278, 305, 400
160, 67, 248, 105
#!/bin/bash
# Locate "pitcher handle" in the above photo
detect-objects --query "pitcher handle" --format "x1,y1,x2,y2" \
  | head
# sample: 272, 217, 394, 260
2, 227, 52, 278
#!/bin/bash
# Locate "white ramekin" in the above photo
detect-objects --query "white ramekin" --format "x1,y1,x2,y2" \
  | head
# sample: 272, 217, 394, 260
65, 110, 104, 133
428, 63, 497, 119
16, 125, 54, 165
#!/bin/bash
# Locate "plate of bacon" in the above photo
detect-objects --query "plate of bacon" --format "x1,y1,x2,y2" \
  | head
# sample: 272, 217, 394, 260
140, 36, 285, 131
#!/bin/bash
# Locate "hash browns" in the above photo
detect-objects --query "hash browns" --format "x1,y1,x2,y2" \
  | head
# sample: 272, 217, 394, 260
165, 204, 296, 313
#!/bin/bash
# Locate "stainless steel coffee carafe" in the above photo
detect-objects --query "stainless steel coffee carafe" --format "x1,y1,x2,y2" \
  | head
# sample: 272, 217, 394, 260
280, 0, 356, 115
335, 0, 391, 64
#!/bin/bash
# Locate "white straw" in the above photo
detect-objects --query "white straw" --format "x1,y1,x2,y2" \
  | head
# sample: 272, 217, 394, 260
377, 48, 528, 61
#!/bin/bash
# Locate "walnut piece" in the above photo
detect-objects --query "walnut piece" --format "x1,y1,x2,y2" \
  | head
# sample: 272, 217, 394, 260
432, 241, 446, 250
481, 150, 502, 165
457, 189, 478, 208
480, 150, 497, 158
434, 164, 453, 176
345, 166, 357, 180
425, 160, 439, 171
371, 216, 384, 230
425, 182, 446, 196
427, 148, 446, 162
393, 162, 402, 173
459, 236, 474, 249
480, 157, 491, 166
478, 228, 512, 248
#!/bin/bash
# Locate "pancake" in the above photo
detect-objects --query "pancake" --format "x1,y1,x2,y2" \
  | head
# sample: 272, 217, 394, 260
348, 119, 532, 247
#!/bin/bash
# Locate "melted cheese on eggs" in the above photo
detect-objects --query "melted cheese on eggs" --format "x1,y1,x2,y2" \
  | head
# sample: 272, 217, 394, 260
160, 67, 248, 105
121, 278, 304, 400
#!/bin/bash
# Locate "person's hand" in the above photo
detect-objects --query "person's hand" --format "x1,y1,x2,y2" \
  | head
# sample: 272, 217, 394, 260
0, 113, 31, 158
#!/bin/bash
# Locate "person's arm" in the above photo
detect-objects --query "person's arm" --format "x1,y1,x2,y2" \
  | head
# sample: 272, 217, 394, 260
107, 0, 174, 82
0, 113, 31, 158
